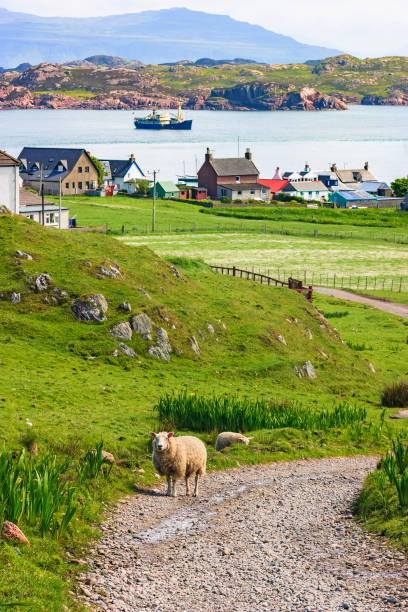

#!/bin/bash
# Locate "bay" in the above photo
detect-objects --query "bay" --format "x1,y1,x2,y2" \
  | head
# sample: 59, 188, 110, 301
2, 106, 408, 182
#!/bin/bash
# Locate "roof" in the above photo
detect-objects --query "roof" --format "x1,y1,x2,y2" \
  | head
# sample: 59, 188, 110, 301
19, 187, 53, 207
100, 159, 145, 180
221, 183, 268, 190
0, 150, 20, 166
359, 181, 389, 192
258, 179, 289, 192
18, 147, 93, 182
210, 157, 259, 177
20, 205, 69, 213
156, 181, 179, 192
283, 181, 328, 192
335, 168, 376, 183
332, 190, 376, 201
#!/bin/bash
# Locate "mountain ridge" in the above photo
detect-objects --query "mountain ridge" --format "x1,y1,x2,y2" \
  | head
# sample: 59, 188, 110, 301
0, 6, 341, 66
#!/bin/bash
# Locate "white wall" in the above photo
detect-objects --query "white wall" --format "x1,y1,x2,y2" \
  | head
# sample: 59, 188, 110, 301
0, 165, 19, 213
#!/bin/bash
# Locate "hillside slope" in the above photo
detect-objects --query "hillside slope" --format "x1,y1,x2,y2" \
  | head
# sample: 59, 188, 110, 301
0, 7, 340, 67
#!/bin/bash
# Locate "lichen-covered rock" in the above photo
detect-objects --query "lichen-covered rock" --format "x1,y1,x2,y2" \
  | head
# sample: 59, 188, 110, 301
119, 343, 136, 357
131, 313, 153, 337
100, 265, 121, 279
16, 250, 32, 260
305, 328, 313, 340
102, 450, 115, 464
148, 345, 170, 361
157, 327, 172, 357
138, 287, 152, 300
119, 301, 131, 312
35, 273, 51, 292
277, 334, 286, 345
190, 336, 201, 355
294, 366, 304, 378
207, 323, 215, 334
71, 294, 108, 322
368, 362, 376, 373
10, 292, 20, 303
2, 521, 30, 546
110, 322, 132, 340
303, 361, 317, 379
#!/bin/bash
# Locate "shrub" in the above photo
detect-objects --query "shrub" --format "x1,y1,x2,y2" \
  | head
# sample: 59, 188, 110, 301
155, 392, 366, 433
233, 199, 242, 203
220, 196, 232, 204
381, 380, 408, 407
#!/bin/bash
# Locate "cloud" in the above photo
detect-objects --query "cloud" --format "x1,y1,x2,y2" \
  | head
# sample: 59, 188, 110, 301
1, 0, 407, 57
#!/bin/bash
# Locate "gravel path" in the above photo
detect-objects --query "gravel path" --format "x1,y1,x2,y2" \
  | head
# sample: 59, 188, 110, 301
314, 287, 408, 319
78, 456, 408, 612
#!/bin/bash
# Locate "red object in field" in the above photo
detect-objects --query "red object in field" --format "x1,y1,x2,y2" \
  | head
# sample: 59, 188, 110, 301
105, 185, 115, 196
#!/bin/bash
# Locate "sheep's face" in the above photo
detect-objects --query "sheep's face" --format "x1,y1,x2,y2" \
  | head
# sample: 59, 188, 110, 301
150, 431, 174, 452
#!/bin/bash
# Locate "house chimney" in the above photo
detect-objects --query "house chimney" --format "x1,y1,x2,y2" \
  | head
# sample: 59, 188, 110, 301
245, 147, 252, 160
364, 161, 369, 170
304, 163, 310, 172
272, 166, 282, 180
205, 147, 213, 163
130, 153, 135, 161
331, 163, 337, 172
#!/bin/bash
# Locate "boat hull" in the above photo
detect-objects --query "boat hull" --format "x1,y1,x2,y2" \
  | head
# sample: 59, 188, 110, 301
134, 119, 192, 130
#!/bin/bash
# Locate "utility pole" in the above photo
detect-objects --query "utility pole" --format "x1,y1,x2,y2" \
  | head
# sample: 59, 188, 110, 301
59, 176, 62, 229
152, 169, 158, 232
39, 164, 45, 225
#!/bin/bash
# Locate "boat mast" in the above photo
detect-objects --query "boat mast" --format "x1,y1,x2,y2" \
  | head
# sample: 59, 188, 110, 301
177, 102, 183, 122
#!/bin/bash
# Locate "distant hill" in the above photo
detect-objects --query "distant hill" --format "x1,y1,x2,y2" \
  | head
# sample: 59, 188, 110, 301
0, 7, 341, 66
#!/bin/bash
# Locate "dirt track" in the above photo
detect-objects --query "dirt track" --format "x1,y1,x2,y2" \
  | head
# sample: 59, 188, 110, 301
314, 287, 408, 319
78, 456, 408, 612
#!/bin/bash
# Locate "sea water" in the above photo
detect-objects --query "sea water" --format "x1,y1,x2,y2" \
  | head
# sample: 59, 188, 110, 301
2, 106, 408, 182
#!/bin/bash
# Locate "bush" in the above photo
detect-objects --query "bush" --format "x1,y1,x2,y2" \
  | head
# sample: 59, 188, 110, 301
233, 199, 242, 203
220, 196, 232, 204
381, 381, 408, 407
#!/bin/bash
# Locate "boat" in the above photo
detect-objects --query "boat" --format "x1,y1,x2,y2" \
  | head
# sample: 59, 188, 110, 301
134, 104, 192, 130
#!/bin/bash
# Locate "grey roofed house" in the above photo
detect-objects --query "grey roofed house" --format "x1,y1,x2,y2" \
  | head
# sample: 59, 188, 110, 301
18, 187, 70, 229
282, 180, 328, 192
332, 165, 376, 185
19, 147, 88, 181
100, 158, 145, 180
0, 150, 20, 167
210, 157, 259, 176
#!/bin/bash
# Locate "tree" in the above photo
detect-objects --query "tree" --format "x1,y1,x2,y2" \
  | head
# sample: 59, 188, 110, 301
88, 154, 105, 186
134, 179, 151, 196
391, 177, 408, 197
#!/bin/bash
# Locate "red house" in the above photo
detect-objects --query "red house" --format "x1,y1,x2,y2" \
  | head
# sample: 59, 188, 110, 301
198, 147, 259, 199
258, 178, 289, 200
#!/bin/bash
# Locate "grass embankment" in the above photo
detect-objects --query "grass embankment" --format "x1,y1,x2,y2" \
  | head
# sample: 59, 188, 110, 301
32, 90, 98, 99
2, 214, 404, 609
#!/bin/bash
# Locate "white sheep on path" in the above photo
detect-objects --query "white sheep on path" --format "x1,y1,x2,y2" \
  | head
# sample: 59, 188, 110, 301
150, 432, 207, 497
215, 432, 253, 451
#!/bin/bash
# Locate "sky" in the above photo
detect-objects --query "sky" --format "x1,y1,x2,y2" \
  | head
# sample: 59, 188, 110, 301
1, 0, 407, 58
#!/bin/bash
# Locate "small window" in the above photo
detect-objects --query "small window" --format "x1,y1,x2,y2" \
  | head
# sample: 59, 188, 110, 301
78, 182, 83, 189
45, 212, 56, 225
85, 166, 90, 173
250, 190, 255, 194
86, 181, 90, 189
236, 176, 240, 183
78, 166, 82, 173
27, 213, 35, 220
72, 182, 75, 188
237, 190, 242, 195
65, 183, 69, 189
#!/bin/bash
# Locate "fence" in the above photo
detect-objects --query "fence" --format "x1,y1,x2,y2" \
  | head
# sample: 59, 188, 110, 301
229, 266, 408, 293
210, 265, 313, 302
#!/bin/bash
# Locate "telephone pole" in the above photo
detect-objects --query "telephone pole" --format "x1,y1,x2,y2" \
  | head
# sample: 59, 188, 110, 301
152, 169, 158, 232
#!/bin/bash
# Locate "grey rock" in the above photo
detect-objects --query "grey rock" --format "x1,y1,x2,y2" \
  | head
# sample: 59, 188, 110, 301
119, 302, 132, 312
138, 288, 152, 300
43, 296, 50, 304
71, 294, 108, 322
303, 361, 317, 379
110, 322, 132, 340
84, 261, 92, 267
59, 290, 69, 299
294, 366, 304, 378
368, 362, 376, 373
131, 314, 153, 336
207, 324, 215, 334
119, 343, 136, 358
190, 336, 201, 355
35, 273, 51, 292
100, 267, 118, 279
51, 296, 59, 304
277, 334, 286, 345
112, 349, 119, 357
10, 292, 21, 303
148, 346, 170, 361
157, 327, 172, 357
16, 250, 32, 260
305, 327, 313, 340
169, 265, 184, 280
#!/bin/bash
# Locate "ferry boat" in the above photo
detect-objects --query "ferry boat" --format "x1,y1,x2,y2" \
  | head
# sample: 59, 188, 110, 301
134, 104, 192, 130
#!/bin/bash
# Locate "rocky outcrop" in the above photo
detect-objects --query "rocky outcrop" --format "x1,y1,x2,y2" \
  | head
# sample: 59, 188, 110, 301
110, 322, 132, 340
149, 327, 172, 361
361, 93, 408, 106
131, 313, 153, 339
71, 294, 108, 322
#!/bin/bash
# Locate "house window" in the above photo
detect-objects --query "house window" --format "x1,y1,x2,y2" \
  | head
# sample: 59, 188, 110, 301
236, 176, 240, 183
250, 190, 255, 194
85, 166, 89, 173
237, 190, 242, 195
65, 183, 69, 189
86, 181, 90, 189
78, 166, 82, 173
78, 182, 83, 189
72, 182, 75, 188
27, 213, 35, 220
57, 163, 65, 172
45, 212, 57, 225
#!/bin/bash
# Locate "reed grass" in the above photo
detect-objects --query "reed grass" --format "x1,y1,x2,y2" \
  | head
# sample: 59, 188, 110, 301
155, 392, 367, 433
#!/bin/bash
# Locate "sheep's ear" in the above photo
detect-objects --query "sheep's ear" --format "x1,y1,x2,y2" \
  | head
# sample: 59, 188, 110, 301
167, 432, 174, 438
150, 432, 156, 438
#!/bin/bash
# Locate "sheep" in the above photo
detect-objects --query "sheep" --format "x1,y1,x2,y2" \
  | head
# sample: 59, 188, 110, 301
215, 432, 253, 451
150, 431, 207, 498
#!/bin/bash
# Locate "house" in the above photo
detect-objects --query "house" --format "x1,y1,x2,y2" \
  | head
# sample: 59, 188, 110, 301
359, 181, 392, 197
0, 150, 20, 214
329, 190, 377, 208
281, 180, 329, 201
100, 154, 145, 194
19, 187, 70, 229
316, 172, 340, 190
331, 162, 376, 190
150, 181, 180, 199
198, 147, 259, 199
258, 179, 289, 200
217, 182, 270, 202
18, 147, 99, 196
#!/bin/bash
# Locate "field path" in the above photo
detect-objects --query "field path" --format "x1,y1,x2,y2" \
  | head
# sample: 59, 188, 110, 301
315, 287, 408, 319
78, 455, 408, 611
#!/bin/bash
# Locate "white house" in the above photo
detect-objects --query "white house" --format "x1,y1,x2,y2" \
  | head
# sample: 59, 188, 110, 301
281, 180, 329, 201
100, 154, 145, 194
0, 150, 20, 214
19, 188, 70, 229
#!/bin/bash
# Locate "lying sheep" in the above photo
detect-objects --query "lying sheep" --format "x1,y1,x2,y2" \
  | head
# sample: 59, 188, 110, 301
215, 432, 253, 451
150, 431, 207, 497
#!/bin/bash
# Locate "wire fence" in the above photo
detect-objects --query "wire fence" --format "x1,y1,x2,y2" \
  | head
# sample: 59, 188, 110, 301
220, 265, 408, 293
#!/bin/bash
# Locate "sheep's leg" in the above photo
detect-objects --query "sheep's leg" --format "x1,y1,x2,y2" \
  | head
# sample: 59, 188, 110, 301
185, 477, 191, 496
171, 478, 177, 498
193, 474, 199, 497
166, 476, 171, 496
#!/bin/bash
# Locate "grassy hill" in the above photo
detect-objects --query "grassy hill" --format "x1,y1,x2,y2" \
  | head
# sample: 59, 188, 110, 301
0, 212, 406, 609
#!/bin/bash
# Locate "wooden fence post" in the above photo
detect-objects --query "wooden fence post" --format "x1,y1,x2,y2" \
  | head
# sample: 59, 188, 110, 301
233, 266, 236, 277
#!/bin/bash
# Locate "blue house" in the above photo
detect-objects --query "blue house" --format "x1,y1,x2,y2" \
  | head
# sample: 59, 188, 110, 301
329, 190, 377, 208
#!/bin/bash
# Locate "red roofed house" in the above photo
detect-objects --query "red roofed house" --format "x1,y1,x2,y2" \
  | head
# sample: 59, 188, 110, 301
258, 167, 289, 200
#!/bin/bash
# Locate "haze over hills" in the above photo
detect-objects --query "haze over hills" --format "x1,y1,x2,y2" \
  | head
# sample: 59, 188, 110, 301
0, 6, 341, 66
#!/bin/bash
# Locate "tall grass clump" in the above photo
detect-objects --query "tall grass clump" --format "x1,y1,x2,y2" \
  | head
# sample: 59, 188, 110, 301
155, 392, 366, 433
381, 380, 408, 407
